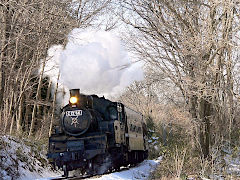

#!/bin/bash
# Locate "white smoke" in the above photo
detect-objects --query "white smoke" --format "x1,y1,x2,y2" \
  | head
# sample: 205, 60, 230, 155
44, 28, 143, 105
44, 45, 63, 85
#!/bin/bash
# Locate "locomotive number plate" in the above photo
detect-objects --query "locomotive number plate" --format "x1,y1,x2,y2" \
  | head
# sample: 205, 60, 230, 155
66, 110, 82, 116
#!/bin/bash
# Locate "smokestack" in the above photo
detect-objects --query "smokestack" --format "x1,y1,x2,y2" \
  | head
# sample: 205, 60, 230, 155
70, 89, 80, 98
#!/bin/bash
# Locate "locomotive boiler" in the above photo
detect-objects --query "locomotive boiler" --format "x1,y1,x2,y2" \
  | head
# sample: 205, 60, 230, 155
47, 89, 148, 177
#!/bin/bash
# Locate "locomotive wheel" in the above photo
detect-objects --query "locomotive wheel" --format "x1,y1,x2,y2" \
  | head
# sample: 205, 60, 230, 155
115, 166, 121, 171
90, 153, 112, 175
87, 159, 95, 175
91, 156, 108, 175
63, 165, 69, 177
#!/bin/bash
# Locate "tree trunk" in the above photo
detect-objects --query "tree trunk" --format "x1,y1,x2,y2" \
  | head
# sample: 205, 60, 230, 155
16, 95, 24, 134
9, 94, 17, 135
24, 104, 31, 132
4, 90, 14, 134
49, 72, 60, 137
0, 2, 11, 129
37, 81, 52, 140
199, 99, 211, 158
28, 58, 46, 138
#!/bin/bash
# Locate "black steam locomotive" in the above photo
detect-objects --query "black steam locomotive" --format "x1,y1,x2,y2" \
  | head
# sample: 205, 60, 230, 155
47, 89, 148, 177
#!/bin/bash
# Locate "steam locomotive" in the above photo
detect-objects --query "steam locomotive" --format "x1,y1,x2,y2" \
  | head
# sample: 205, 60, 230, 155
47, 89, 148, 177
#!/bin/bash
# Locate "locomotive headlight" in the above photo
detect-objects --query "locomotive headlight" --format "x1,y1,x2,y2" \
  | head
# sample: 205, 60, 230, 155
70, 96, 78, 104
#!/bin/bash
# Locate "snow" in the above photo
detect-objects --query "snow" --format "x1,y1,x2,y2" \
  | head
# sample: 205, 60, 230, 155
38, 157, 161, 180
0, 135, 161, 180
91, 158, 162, 180
0, 135, 61, 180
202, 146, 240, 180
224, 152, 240, 177
3, 134, 240, 180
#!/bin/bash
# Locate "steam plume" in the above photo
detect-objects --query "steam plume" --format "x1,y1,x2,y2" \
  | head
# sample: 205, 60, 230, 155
44, 28, 143, 105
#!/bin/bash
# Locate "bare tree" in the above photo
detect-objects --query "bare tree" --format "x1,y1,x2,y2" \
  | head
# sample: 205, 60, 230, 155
0, 0, 74, 136
0, 0, 112, 138
120, 0, 240, 157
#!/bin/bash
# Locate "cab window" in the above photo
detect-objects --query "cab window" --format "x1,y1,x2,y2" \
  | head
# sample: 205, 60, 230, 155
108, 106, 118, 120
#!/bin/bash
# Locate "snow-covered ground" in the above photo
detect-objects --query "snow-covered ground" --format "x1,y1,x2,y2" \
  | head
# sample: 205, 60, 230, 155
0, 135, 161, 180
38, 158, 161, 180
3, 134, 240, 180
90, 158, 162, 180
0, 135, 61, 180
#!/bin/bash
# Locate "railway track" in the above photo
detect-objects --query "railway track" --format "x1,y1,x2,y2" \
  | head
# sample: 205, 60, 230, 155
48, 166, 130, 180
48, 174, 101, 180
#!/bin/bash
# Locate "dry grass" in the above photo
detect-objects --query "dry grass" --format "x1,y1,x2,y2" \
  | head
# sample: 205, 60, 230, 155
150, 142, 240, 180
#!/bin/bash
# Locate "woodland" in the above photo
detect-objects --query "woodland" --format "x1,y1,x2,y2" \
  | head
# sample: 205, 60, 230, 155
1, 0, 240, 179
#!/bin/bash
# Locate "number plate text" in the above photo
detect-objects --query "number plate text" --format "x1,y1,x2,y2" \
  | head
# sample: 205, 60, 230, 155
66, 110, 82, 116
